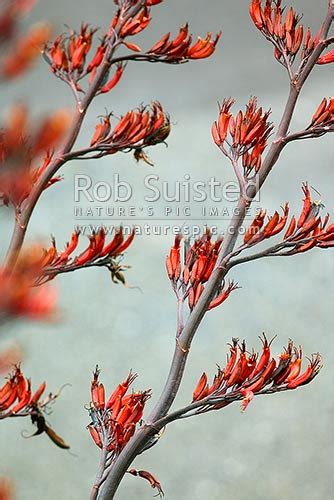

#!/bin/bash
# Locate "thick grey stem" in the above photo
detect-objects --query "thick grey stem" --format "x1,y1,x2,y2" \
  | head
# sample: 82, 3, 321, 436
99, 4, 334, 498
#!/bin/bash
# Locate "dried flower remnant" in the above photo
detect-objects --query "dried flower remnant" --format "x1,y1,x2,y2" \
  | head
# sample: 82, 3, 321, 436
306, 97, 334, 135
127, 469, 164, 498
39, 227, 135, 284
191, 335, 322, 413
166, 231, 239, 312
45, 24, 98, 79
212, 97, 273, 177
0, 366, 69, 448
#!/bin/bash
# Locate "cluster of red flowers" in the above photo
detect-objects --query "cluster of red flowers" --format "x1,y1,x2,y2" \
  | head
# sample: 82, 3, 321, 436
44, 1, 162, 89
166, 232, 238, 311
90, 102, 170, 157
45, 0, 221, 93
308, 97, 334, 131
212, 97, 273, 176
0, 366, 45, 417
243, 204, 290, 245
0, 104, 70, 206
0, 0, 50, 80
192, 335, 322, 412
45, 24, 99, 80
88, 368, 151, 456
148, 24, 221, 61
0, 366, 69, 448
111, 0, 164, 39
242, 184, 334, 254
249, 0, 320, 65
39, 227, 135, 284
0, 266, 56, 321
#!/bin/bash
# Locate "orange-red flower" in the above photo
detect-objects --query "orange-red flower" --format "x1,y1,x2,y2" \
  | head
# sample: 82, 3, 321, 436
148, 24, 221, 61
243, 204, 289, 245
0, 366, 45, 416
192, 335, 322, 412
90, 102, 170, 154
212, 97, 273, 176
249, 0, 309, 64
307, 97, 334, 130
166, 231, 239, 311
0, 261, 56, 322
0, 366, 69, 448
241, 184, 334, 254
38, 227, 135, 284
87, 368, 151, 457
317, 48, 334, 65
0, 105, 70, 206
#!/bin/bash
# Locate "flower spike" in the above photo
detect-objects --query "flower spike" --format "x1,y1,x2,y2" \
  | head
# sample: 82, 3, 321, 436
212, 97, 273, 178
191, 336, 322, 414
87, 368, 151, 460
38, 227, 135, 285
0, 366, 69, 449
166, 231, 238, 312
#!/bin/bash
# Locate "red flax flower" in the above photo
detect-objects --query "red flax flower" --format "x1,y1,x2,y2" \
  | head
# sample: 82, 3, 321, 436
318, 48, 334, 65
249, 0, 309, 65
166, 231, 239, 311
212, 97, 273, 176
0, 104, 70, 207
0, 255, 56, 322
89, 102, 170, 160
45, 24, 97, 76
192, 335, 322, 413
87, 368, 151, 457
148, 24, 221, 61
307, 97, 334, 133
38, 226, 135, 284
0, 366, 69, 449
1, 22, 51, 80
240, 184, 334, 255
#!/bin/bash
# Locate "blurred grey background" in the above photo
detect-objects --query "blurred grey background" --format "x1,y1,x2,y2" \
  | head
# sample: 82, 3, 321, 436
1, 0, 334, 499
